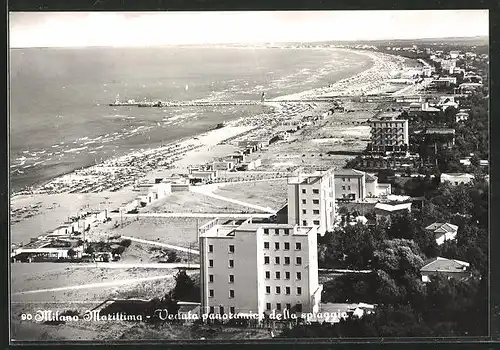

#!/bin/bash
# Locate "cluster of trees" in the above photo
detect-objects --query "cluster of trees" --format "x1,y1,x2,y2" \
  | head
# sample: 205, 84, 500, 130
146, 269, 201, 323
307, 177, 488, 337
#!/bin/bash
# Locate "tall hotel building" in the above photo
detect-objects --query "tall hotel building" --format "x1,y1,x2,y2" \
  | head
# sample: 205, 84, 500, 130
368, 112, 409, 154
199, 218, 322, 320
287, 168, 336, 235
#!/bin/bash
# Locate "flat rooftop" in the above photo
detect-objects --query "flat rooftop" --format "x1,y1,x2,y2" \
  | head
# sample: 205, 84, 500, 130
200, 221, 314, 238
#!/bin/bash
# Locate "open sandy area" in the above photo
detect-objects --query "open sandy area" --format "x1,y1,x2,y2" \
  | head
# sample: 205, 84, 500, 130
10, 189, 139, 245
140, 191, 256, 214
99, 217, 211, 248
213, 179, 288, 211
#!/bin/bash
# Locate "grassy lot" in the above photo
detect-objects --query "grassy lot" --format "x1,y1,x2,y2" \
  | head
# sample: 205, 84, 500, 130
10, 263, 176, 297
10, 315, 270, 341
214, 179, 288, 210
141, 191, 255, 214
107, 217, 212, 248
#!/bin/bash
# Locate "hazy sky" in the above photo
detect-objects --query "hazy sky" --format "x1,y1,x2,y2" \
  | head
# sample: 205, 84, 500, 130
9, 10, 489, 48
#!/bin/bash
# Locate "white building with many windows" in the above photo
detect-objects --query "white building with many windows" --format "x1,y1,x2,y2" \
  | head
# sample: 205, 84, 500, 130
286, 168, 336, 235
199, 218, 322, 322
368, 113, 409, 154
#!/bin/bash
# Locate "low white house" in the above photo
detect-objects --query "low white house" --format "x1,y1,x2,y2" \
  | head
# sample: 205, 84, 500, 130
455, 112, 469, 122
374, 202, 412, 223
425, 222, 459, 246
420, 257, 470, 283
440, 173, 475, 186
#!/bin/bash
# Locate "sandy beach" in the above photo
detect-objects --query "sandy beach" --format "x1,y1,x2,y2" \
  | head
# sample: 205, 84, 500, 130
10, 48, 415, 245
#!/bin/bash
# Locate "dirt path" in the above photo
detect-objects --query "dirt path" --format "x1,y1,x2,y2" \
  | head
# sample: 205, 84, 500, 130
190, 185, 276, 214
12, 274, 174, 295
119, 236, 200, 255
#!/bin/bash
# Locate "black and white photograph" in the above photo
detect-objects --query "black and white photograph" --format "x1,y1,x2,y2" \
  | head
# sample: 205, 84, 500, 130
9, 10, 490, 342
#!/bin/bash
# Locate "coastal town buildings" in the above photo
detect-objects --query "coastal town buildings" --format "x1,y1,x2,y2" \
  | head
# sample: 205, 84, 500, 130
286, 168, 336, 235
334, 169, 392, 201
199, 218, 322, 321
368, 112, 409, 155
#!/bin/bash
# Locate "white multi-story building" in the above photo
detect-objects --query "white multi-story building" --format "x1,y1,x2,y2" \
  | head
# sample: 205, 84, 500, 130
199, 218, 322, 321
369, 113, 409, 154
287, 168, 336, 235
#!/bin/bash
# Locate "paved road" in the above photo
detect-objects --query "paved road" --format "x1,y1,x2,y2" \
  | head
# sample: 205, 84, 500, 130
120, 236, 200, 255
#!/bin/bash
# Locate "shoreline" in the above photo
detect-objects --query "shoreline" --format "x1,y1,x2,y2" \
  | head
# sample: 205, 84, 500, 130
11, 48, 407, 200
11, 48, 377, 198
10, 48, 414, 244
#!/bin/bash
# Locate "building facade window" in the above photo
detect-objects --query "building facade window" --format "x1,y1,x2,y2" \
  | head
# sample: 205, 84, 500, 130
296, 257, 302, 265
297, 287, 302, 295
208, 245, 213, 253
285, 272, 290, 280
274, 229, 279, 235
229, 290, 235, 298
276, 303, 282, 311
265, 271, 270, 279
229, 245, 234, 253
286, 286, 291, 295
264, 242, 269, 249
275, 257, 280, 265
302, 189, 306, 194
266, 286, 271, 294
276, 286, 281, 294
230, 307, 235, 314
302, 220, 307, 226
264, 256, 270, 264
296, 272, 302, 280
266, 303, 271, 310
313, 220, 320, 225
295, 242, 302, 250
284, 242, 290, 250
284, 257, 290, 265
229, 259, 234, 268
209, 274, 214, 283
286, 303, 291, 310
229, 275, 234, 283
209, 289, 214, 297
275, 242, 280, 250
313, 199, 319, 204
302, 199, 306, 204
284, 229, 290, 235
209, 259, 214, 268
275, 271, 281, 279
302, 209, 307, 214
210, 306, 215, 314
313, 189, 319, 194
264, 228, 269, 235
313, 209, 319, 215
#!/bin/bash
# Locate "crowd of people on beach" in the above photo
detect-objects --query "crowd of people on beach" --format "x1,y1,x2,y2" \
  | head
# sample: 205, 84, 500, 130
29, 143, 203, 195
14, 50, 412, 200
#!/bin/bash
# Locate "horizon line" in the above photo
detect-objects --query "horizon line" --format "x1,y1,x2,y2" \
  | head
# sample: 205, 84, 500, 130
9, 35, 489, 49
